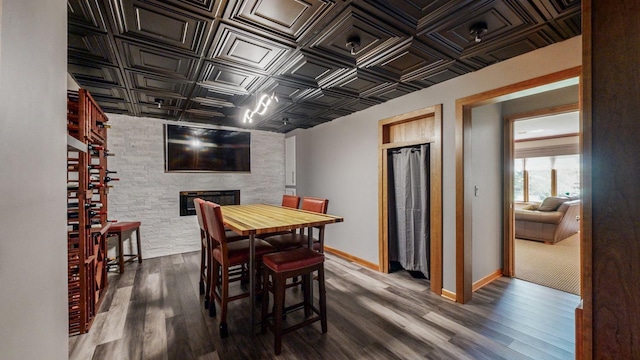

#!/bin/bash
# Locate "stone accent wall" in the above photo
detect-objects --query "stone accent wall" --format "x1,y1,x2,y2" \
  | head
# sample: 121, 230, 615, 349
106, 114, 285, 258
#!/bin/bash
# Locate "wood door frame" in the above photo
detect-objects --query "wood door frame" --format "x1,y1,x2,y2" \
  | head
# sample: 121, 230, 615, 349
503, 103, 580, 277
378, 105, 443, 295
455, 66, 582, 303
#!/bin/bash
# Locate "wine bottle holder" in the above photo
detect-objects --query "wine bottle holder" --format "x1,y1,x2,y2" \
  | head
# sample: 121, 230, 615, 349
67, 89, 112, 336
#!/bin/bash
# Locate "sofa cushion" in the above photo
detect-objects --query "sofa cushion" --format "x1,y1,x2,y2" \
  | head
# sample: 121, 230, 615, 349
521, 203, 539, 210
538, 196, 569, 211
515, 209, 564, 224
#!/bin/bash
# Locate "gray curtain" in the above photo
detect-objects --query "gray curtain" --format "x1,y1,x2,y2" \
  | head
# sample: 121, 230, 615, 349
388, 144, 430, 278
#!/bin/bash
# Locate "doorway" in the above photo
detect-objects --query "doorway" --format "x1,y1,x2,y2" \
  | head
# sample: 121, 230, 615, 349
378, 105, 443, 295
455, 66, 582, 303
504, 103, 581, 295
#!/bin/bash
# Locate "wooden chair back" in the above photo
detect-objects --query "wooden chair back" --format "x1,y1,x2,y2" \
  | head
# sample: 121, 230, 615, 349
202, 201, 228, 249
193, 198, 207, 233
301, 197, 328, 214
282, 194, 300, 209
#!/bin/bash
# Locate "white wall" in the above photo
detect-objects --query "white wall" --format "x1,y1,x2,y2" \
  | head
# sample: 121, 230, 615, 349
471, 103, 503, 283
0, 0, 68, 359
106, 115, 285, 258
292, 36, 582, 292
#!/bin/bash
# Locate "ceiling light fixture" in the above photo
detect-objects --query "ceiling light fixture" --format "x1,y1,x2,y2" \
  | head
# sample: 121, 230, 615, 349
469, 22, 488, 43
346, 35, 361, 55
155, 98, 164, 109
243, 93, 278, 123
283, 117, 289, 126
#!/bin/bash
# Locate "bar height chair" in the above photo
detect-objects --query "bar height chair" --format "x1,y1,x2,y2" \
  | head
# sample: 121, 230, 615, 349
202, 201, 276, 338
265, 197, 328, 252
193, 198, 212, 308
261, 247, 327, 355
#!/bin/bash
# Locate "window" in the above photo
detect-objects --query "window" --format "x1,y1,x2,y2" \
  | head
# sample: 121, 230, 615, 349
526, 157, 552, 202
555, 154, 580, 196
514, 158, 525, 202
514, 154, 580, 202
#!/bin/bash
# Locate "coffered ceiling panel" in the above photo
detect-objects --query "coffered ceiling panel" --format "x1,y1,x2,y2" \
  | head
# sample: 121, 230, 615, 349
68, 62, 125, 87
190, 84, 241, 107
531, 0, 581, 19
133, 91, 186, 107
117, 39, 199, 79
208, 24, 293, 72
276, 51, 347, 85
197, 61, 265, 95
359, 37, 452, 83
127, 71, 193, 98
306, 4, 408, 65
159, 0, 223, 15
107, 0, 212, 55
68, 0, 581, 133
299, 88, 354, 108
68, 0, 109, 32
323, 68, 386, 97
80, 85, 130, 103
420, 0, 544, 56
135, 103, 182, 118
258, 77, 316, 103
225, 0, 335, 43
68, 26, 117, 65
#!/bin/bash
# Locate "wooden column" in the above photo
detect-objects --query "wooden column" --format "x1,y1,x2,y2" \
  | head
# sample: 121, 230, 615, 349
582, 0, 640, 357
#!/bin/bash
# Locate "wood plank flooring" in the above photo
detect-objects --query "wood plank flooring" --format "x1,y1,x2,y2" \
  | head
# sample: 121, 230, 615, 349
69, 251, 579, 359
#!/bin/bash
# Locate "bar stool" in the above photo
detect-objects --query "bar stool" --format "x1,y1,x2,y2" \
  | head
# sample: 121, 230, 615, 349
203, 201, 276, 338
106, 221, 142, 273
264, 197, 328, 252
261, 247, 327, 355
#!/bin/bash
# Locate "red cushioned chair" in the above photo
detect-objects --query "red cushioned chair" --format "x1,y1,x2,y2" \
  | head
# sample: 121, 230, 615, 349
265, 197, 328, 253
194, 198, 248, 310
257, 194, 301, 239
193, 198, 211, 306
202, 201, 276, 338
281, 194, 300, 209
261, 247, 327, 355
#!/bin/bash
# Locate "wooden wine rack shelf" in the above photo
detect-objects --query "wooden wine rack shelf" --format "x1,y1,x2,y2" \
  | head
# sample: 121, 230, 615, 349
67, 89, 112, 336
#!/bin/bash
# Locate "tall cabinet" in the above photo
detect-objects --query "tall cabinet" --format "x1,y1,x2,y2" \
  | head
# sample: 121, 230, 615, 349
66, 89, 112, 335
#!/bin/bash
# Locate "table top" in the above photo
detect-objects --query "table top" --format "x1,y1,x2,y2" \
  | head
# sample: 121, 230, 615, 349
221, 203, 343, 236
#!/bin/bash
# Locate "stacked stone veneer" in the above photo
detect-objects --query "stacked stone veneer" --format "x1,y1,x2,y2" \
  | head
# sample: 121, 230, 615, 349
106, 114, 285, 258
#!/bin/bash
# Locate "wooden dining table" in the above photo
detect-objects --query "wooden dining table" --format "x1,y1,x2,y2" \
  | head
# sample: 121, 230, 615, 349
220, 203, 344, 331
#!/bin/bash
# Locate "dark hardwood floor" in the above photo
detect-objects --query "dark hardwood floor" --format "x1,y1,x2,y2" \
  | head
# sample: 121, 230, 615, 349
69, 251, 579, 359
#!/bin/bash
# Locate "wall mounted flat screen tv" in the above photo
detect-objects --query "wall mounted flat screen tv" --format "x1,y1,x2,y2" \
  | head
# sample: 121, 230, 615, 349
165, 124, 251, 172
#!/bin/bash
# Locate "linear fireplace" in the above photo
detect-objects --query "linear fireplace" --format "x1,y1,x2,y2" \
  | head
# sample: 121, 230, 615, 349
179, 190, 240, 216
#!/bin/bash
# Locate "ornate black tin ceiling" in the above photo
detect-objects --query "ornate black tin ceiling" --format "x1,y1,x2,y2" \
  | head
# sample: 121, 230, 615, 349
68, 0, 581, 133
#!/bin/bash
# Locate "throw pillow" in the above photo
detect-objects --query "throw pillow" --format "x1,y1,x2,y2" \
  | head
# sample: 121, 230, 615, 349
538, 196, 569, 211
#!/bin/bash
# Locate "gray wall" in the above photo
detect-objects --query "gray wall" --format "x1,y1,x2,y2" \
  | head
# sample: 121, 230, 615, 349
0, 0, 68, 358
471, 103, 504, 283
502, 85, 579, 117
107, 115, 285, 258
291, 36, 582, 292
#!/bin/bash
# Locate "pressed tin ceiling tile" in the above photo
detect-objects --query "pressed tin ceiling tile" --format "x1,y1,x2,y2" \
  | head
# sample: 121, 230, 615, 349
68, 0, 581, 133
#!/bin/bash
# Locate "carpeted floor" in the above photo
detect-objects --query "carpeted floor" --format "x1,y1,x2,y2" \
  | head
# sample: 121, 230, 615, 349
515, 233, 580, 295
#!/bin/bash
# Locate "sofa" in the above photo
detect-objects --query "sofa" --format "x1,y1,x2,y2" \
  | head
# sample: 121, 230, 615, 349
515, 196, 580, 244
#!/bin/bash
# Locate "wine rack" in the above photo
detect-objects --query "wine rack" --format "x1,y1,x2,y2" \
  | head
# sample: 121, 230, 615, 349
66, 89, 113, 335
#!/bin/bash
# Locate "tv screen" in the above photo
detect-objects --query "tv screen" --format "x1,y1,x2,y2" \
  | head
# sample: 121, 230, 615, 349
165, 124, 250, 172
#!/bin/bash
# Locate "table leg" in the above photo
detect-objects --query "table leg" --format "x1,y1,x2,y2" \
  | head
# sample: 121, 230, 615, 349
135, 228, 142, 263
118, 232, 124, 274
249, 233, 255, 335
306, 227, 313, 314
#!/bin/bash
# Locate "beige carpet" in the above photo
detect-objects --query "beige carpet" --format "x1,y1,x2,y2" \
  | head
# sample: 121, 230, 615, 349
515, 233, 580, 295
